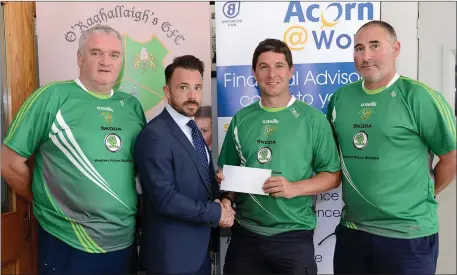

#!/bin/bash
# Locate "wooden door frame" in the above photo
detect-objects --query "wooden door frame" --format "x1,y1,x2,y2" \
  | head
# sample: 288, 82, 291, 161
1, 2, 39, 274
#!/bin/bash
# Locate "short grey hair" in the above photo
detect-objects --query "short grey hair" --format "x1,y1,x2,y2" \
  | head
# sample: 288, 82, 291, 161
78, 25, 123, 54
356, 20, 398, 42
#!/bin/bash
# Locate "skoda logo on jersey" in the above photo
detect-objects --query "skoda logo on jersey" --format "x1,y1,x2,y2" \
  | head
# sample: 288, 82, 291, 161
353, 131, 368, 150
257, 147, 272, 164
257, 140, 276, 144
105, 133, 122, 152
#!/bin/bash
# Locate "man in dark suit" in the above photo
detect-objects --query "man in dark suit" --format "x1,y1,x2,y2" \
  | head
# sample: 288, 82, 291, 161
134, 55, 235, 275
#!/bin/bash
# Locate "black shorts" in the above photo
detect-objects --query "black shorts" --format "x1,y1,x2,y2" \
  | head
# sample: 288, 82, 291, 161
37, 223, 136, 275
224, 222, 317, 275
333, 224, 439, 274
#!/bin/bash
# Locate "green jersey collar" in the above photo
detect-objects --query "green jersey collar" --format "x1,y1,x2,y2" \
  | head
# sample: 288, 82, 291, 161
362, 73, 400, 95
259, 96, 296, 112
75, 78, 114, 99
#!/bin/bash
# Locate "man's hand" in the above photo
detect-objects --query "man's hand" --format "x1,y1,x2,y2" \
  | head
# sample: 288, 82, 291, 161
215, 199, 234, 228
262, 176, 298, 198
221, 198, 235, 216
216, 169, 236, 227
434, 150, 456, 196
216, 169, 224, 185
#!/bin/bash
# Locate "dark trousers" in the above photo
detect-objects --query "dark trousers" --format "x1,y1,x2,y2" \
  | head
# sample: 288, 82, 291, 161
149, 252, 211, 275
333, 224, 439, 274
224, 223, 317, 275
184, 252, 211, 275
37, 223, 134, 275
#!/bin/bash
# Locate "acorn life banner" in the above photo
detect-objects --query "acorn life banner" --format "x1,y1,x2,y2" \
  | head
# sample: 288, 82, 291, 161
35, 2, 212, 122
215, 2, 380, 274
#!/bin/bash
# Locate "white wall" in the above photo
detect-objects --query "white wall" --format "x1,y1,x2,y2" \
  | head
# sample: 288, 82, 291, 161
381, 2, 418, 80
419, 2, 456, 93
418, 2, 456, 274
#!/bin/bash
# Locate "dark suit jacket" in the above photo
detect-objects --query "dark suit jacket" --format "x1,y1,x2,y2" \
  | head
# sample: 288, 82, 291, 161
134, 108, 221, 274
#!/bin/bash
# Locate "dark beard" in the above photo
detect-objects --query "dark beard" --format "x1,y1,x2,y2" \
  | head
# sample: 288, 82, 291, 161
170, 99, 200, 117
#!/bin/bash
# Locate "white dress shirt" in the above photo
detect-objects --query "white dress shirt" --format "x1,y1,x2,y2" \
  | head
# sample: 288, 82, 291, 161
166, 104, 210, 163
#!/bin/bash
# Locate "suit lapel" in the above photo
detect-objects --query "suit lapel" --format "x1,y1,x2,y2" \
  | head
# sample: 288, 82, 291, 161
161, 109, 213, 197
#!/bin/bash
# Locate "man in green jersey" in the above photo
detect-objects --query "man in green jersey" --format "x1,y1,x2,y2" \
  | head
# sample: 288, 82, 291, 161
217, 38, 342, 275
327, 20, 456, 274
1, 25, 146, 275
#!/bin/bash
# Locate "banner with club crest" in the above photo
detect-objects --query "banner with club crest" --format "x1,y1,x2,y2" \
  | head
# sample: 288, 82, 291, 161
215, 2, 380, 273
36, 2, 212, 123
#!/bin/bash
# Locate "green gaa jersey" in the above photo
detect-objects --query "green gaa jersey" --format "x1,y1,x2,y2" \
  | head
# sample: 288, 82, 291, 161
3, 79, 146, 252
218, 97, 341, 236
327, 74, 456, 239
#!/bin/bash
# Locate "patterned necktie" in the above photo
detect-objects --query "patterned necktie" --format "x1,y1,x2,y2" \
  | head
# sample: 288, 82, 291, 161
186, 120, 210, 186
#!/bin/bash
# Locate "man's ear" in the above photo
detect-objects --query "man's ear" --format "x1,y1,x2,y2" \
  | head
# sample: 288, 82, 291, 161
288, 64, 294, 80
77, 51, 83, 69
393, 40, 401, 57
163, 84, 171, 100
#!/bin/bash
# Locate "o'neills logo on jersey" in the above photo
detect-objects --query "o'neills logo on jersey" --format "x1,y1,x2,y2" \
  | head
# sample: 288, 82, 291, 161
262, 119, 279, 124
353, 124, 371, 129
360, 102, 376, 107
257, 140, 276, 144
101, 126, 122, 131
97, 106, 114, 112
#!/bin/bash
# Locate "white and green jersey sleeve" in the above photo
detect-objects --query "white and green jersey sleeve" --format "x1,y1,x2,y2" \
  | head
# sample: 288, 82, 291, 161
4, 80, 146, 253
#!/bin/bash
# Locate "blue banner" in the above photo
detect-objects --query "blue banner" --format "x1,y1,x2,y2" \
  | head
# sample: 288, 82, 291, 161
217, 62, 360, 116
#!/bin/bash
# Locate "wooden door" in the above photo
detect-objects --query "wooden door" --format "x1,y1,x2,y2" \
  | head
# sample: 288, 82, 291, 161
1, 2, 39, 274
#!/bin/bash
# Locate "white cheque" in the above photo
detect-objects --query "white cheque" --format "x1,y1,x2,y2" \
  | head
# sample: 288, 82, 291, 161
221, 165, 271, 196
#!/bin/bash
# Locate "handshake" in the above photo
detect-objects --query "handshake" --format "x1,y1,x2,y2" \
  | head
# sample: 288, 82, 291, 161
215, 169, 235, 228
215, 197, 235, 228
